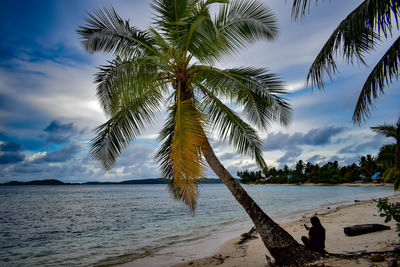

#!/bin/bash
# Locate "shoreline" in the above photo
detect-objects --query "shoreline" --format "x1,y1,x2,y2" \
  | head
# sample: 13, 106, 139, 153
244, 182, 393, 187
174, 194, 400, 267
117, 190, 399, 267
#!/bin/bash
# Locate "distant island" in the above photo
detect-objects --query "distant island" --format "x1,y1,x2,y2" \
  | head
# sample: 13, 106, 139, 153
0, 178, 229, 186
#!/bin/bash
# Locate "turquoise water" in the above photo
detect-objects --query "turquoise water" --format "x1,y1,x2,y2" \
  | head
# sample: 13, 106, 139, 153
0, 184, 396, 266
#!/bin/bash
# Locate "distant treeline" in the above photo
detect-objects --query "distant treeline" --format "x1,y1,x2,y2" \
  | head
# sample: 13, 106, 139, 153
238, 151, 393, 184
0, 178, 228, 186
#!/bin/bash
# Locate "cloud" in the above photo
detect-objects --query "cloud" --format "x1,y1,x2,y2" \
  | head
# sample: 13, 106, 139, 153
0, 141, 23, 152
0, 152, 25, 165
263, 126, 345, 151
306, 154, 324, 164
113, 145, 160, 179
0, 141, 25, 165
277, 146, 303, 167
43, 120, 77, 144
338, 134, 388, 154
34, 144, 81, 163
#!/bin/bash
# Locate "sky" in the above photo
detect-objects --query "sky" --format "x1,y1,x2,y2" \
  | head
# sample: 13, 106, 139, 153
0, 0, 398, 183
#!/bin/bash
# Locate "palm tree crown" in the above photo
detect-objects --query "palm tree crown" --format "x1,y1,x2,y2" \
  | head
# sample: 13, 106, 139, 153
78, 0, 291, 211
371, 117, 400, 170
291, 0, 400, 124
371, 121, 399, 140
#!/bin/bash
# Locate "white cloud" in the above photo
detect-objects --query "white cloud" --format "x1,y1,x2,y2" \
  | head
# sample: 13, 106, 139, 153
25, 152, 47, 162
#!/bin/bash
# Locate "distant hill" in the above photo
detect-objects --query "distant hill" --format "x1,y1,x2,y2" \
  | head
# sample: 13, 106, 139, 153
1, 179, 79, 186
0, 178, 232, 186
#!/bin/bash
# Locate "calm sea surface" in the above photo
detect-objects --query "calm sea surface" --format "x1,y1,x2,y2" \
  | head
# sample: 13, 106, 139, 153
0, 184, 396, 266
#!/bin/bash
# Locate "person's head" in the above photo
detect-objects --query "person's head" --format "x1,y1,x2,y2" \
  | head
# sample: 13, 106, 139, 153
310, 216, 322, 227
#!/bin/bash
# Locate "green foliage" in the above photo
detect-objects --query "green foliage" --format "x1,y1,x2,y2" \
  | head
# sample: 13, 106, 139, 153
237, 153, 383, 185
359, 155, 378, 179
237, 170, 262, 184
377, 144, 396, 169
383, 168, 400, 189
376, 198, 400, 235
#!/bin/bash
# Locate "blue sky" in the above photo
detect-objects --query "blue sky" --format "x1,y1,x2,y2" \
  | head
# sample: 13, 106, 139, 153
0, 0, 398, 182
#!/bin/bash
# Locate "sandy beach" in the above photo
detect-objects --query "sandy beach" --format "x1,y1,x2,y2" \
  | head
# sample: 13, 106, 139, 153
174, 194, 400, 267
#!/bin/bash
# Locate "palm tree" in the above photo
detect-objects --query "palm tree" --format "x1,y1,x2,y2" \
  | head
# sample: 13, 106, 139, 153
291, 0, 400, 124
376, 144, 396, 169
371, 117, 400, 169
77, 0, 318, 265
359, 154, 377, 179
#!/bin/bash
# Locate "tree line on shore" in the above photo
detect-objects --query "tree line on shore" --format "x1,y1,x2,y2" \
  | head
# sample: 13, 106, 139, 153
238, 143, 397, 185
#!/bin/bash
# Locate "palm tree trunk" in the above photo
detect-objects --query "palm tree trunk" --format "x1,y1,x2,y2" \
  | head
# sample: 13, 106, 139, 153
203, 138, 319, 266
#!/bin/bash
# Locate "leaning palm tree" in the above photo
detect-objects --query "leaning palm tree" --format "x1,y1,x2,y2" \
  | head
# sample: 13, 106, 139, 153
371, 117, 400, 170
291, 0, 400, 124
78, 0, 319, 265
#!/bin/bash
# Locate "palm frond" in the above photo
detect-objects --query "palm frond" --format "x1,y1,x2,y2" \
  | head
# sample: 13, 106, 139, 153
95, 57, 169, 117
371, 124, 397, 139
77, 7, 160, 58
296, 0, 400, 90
215, 0, 278, 55
90, 86, 163, 170
191, 65, 291, 130
199, 86, 266, 168
292, 0, 400, 37
306, 1, 381, 89
156, 97, 207, 212
353, 36, 400, 124
179, 5, 219, 64
151, 0, 197, 38
291, 0, 323, 20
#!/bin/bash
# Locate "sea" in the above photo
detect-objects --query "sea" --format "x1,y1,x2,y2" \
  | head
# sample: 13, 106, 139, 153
0, 184, 397, 267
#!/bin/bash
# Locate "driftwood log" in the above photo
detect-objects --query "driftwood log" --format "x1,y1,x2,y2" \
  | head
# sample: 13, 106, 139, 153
344, 224, 390, 236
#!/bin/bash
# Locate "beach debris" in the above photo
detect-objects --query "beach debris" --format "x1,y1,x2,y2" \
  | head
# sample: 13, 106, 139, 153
370, 254, 385, 262
344, 224, 391, 236
355, 200, 361, 202
237, 226, 258, 245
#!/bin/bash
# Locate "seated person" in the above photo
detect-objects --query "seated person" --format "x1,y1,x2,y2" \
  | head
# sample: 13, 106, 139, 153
301, 216, 326, 252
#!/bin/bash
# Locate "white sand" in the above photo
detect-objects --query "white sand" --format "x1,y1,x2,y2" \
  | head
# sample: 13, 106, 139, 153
174, 194, 400, 267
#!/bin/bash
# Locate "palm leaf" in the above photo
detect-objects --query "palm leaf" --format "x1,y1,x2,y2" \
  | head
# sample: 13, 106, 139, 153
354, 36, 400, 123
215, 0, 278, 55
305, 2, 380, 89
191, 65, 291, 129
199, 86, 266, 168
293, 0, 400, 91
179, 5, 219, 64
152, 0, 197, 41
77, 7, 160, 58
95, 57, 169, 116
291, 0, 326, 20
156, 96, 207, 212
371, 124, 397, 139
90, 85, 163, 170
292, 0, 400, 37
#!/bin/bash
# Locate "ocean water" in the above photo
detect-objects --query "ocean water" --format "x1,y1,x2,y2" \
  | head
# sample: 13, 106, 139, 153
0, 184, 396, 266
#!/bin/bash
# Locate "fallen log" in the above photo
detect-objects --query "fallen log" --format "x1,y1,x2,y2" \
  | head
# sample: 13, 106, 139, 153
344, 224, 390, 236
